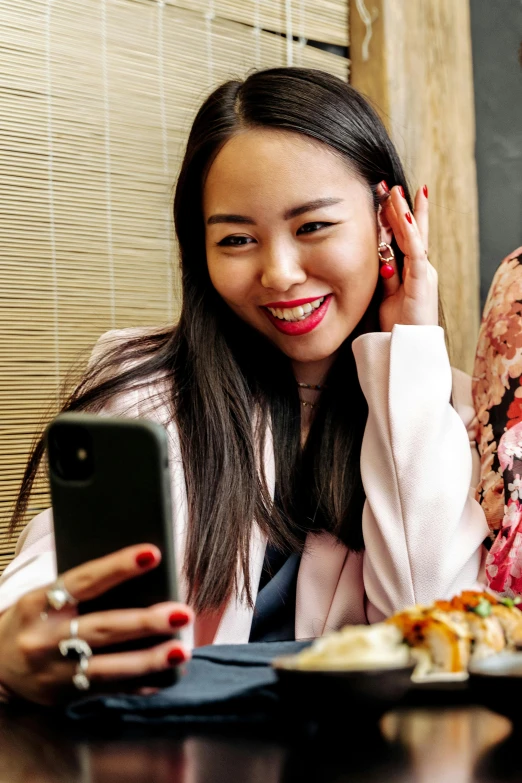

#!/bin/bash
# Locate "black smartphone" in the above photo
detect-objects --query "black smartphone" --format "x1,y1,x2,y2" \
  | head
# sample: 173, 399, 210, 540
46, 412, 179, 688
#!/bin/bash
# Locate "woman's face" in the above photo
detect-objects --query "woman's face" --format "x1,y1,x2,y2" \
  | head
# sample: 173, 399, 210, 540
204, 129, 384, 372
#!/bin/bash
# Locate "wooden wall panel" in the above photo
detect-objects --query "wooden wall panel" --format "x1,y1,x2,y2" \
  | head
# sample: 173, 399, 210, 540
349, 0, 480, 373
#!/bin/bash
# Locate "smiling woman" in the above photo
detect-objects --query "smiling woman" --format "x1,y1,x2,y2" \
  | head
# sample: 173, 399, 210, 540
204, 131, 381, 371
0, 67, 489, 705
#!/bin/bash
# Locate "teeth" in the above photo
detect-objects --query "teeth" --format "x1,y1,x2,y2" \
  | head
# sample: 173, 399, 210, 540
266, 296, 326, 322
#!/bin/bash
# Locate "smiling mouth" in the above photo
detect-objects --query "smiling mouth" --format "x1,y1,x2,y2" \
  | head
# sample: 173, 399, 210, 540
261, 294, 332, 336
263, 296, 326, 323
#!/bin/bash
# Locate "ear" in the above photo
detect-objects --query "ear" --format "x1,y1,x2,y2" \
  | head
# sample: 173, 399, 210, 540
377, 204, 393, 245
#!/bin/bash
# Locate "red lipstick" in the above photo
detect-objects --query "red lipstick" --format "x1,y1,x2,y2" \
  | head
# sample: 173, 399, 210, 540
262, 295, 327, 308
262, 294, 332, 336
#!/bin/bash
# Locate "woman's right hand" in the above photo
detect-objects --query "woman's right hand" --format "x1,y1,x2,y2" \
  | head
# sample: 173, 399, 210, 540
0, 544, 193, 705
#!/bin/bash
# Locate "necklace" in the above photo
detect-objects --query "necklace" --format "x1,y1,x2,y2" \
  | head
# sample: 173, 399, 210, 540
298, 385, 325, 409
296, 382, 328, 391
297, 380, 327, 409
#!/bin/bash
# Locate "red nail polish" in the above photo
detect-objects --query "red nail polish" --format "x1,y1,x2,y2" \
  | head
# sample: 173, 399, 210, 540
405, 212, 412, 224
380, 264, 395, 279
423, 184, 428, 198
169, 611, 190, 628
380, 180, 389, 193
136, 550, 156, 568
398, 186, 405, 198
167, 648, 186, 666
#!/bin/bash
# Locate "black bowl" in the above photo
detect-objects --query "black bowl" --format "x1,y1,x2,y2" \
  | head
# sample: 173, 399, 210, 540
273, 661, 416, 728
469, 652, 522, 723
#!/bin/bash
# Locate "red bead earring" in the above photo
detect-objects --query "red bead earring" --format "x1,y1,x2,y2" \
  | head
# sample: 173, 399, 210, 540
378, 242, 395, 279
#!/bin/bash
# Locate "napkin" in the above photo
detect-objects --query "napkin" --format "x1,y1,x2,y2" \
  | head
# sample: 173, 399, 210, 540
66, 641, 310, 725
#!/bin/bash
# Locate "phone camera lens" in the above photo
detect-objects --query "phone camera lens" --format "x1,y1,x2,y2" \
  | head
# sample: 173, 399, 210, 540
49, 421, 94, 481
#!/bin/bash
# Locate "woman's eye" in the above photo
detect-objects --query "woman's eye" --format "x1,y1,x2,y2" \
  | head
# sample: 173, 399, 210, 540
297, 222, 333, 235
217, 235, 255, 247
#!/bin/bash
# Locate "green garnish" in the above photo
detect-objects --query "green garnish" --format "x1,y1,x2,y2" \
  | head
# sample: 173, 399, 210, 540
473, 598, 492, 617
500, 596, 522, 608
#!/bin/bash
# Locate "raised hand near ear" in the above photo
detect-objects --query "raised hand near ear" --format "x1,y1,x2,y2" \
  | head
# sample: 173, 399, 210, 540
376, 182, 438, 333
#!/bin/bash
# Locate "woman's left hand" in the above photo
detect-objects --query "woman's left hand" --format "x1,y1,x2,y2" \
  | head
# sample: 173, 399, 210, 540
376, 183, 439, 333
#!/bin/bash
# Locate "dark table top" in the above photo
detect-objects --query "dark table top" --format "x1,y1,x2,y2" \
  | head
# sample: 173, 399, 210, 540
0, 703, 520, 783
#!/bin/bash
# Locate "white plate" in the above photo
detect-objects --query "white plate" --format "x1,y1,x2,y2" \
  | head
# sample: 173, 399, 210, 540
411, 671, 469, 684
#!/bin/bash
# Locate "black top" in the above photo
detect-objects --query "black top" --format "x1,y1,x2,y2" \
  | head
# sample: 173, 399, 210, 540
248, 544, 300, 642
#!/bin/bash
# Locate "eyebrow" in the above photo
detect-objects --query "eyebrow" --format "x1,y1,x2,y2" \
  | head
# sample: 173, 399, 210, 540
206, 197, 344, 226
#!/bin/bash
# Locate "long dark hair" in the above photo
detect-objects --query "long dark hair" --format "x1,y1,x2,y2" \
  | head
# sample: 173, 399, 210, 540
11, 68, 412, 612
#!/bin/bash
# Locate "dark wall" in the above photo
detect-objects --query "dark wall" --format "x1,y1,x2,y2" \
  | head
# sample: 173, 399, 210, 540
470, 0, 522, 307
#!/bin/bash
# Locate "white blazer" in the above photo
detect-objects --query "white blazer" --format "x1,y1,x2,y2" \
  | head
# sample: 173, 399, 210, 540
0, 325, 489, 648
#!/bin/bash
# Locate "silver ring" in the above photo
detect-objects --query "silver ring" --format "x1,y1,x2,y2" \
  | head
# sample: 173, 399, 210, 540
58, 617, 92, 691
404, 251, 429, 259
72, 656, 90, 691
59, 618, 93, 661
46, 576, 78, 612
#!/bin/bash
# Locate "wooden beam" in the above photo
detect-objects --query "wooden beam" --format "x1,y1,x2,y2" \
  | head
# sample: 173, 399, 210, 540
349, 0, 480, 373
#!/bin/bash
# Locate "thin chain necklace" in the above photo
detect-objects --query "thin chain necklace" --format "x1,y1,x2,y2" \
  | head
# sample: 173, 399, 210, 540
297, 381, 328, 409
296, 382, 329, 391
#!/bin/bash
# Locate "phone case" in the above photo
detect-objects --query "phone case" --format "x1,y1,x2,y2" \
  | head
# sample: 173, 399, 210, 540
47, 412, 180, 688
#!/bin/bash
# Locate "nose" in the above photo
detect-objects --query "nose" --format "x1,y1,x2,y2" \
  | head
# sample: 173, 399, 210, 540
260, 242, 307, 292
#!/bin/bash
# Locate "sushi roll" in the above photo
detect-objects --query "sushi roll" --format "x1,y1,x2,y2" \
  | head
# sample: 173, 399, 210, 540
464, 612, 505, 661
491, 603, 522, 648
388, 608, 471, 673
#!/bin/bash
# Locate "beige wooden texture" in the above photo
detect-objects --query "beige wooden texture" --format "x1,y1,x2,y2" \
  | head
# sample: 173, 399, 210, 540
349, 0, 480, 373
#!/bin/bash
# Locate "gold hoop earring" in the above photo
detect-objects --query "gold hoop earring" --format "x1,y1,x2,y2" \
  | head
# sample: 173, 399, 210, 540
378, 242, 395, 264
378, 242, 395, 280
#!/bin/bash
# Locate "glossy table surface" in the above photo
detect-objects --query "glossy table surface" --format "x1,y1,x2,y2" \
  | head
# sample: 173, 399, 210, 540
0, 702, 521, 783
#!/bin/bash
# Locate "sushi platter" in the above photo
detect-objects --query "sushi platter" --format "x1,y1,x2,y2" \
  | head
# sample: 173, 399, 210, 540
272, 591, 522, 722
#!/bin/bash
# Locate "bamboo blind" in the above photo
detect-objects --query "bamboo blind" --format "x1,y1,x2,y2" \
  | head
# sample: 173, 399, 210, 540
0, 0, 349, 569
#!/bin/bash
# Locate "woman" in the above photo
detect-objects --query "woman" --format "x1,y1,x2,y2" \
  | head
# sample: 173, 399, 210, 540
473, 247, 522, 594
0, 68, 488, 704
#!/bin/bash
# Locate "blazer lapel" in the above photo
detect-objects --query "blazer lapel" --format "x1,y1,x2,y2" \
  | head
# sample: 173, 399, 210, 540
295, 532, 350, 640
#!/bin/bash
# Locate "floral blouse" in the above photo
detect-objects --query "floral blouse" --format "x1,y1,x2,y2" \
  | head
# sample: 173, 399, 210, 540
473, 247, 522, 595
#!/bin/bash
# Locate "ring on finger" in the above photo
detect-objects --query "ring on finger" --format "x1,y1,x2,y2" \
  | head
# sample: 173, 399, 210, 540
59, 617, 93, 661
404, 252, 429, 260
44, 576, 78, 616
72, 655, 90, 692
58, 618, 92, 691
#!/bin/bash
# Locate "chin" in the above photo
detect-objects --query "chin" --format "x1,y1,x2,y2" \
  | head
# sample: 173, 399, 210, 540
275, 337, 344, 364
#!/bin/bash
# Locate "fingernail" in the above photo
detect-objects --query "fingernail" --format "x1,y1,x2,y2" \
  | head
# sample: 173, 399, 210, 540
423, 184, 428, 199
169, 610, 190, 628
136, 550, 156, 568
398, 186, 405, 198
380, 180, 389, 193
405, 212, 413, 224
167, 648, 187, 666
